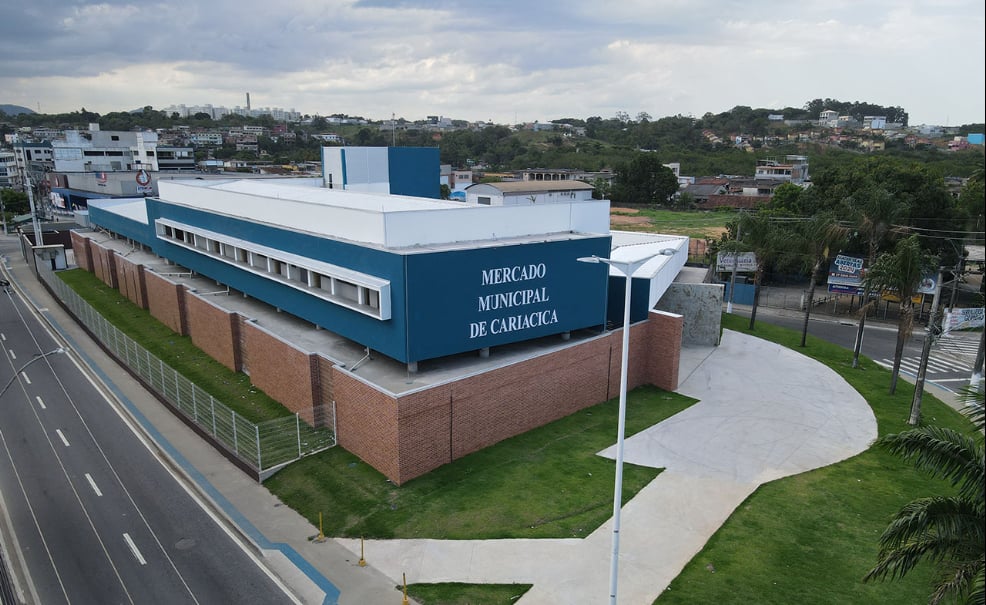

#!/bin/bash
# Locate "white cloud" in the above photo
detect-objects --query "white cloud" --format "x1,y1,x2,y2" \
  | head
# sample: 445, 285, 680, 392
0, 0, 982, 124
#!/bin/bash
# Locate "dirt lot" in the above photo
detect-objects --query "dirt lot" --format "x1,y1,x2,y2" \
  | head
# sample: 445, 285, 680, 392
610, 207, 727, 240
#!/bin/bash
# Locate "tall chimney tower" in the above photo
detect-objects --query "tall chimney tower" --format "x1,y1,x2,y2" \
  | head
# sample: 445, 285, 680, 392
246, 92, 251, 110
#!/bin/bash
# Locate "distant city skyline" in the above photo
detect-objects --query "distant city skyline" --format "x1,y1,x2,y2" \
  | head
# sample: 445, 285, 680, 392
2, 1, 983, 127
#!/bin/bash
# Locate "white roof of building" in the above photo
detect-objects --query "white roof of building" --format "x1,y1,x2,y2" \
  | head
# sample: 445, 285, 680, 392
150, 178, 613, 250
88, 198, 149, 224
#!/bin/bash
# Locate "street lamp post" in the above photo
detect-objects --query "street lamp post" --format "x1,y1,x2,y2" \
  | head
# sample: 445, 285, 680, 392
0, 348, 65, 399
578, 248, 676, 604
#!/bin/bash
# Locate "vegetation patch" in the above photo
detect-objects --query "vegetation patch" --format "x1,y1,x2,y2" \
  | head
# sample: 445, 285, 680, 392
266, 386, 694, 539
57, 268, 291, 423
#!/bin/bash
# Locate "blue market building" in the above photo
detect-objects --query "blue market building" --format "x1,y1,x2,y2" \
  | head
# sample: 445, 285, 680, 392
82, 148, 691, 371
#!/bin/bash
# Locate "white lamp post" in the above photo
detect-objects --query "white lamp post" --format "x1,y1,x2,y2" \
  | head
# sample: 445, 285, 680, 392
0, 348, 65, 398
578, 247, 676, 604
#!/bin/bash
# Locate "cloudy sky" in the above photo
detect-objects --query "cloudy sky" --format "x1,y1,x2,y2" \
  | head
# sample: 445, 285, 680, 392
1, 0, 983, 126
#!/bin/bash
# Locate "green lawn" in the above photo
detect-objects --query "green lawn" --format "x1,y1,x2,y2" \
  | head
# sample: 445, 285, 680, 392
654, 315, 974, 605
266, 385, 695, 540
58, 268, 291, 423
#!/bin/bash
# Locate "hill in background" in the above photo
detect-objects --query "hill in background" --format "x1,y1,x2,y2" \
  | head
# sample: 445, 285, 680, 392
0, 104, 36, 116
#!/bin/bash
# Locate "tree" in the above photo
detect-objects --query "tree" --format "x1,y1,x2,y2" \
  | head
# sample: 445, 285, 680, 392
1, 189, 29, 215
613, 153, 679, 205
864, 387, 984, 605
795, 213, 847, 347
863, 235, 938, 395
846, 183, 910, 368
723, 212, 796, 330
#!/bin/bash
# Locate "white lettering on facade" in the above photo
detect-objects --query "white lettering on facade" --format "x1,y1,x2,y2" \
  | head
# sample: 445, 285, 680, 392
477, 287, 550, 312
470, 262, 559, 339
480, 263, 547, 286
489, 310, 559, 335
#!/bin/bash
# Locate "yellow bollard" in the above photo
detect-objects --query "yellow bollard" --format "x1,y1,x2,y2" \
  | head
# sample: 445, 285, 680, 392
316, 512, 325, 542
358, 536, 367, 567
401, 572, 409, 605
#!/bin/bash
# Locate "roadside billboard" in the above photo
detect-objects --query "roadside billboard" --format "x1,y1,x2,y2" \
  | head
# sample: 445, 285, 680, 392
716, 251, 757, 273
827, 254, 865, 294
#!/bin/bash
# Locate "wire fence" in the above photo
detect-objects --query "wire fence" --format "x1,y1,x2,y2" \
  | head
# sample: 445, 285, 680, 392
39, 263, 336, 480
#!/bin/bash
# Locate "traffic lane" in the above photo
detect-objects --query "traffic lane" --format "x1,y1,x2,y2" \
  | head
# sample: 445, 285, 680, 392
735, 308, 925, 359
0, 383, 133, 605
20, 372, 203, 605
41, 359, 296, 605
8, 312, 295, 603
1, 311, 129, 604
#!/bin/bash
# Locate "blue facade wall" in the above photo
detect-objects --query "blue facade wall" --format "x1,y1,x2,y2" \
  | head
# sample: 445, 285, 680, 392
88, 202, 154, 243
90, 199, 613, 365
145, 200, 411, 361
605, 276, 652, 325
404, 237, 611, 361
388, 147, 440, 198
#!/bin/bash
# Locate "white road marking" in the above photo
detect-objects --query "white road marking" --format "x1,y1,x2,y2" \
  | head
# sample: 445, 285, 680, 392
23, 372, 32, 384
8, 349, 15, 359
85, 473, 103, 497
1, 332, 6, 341
36, 396, 46, 410
123, 533, 147, 565
55, 429, 70, 447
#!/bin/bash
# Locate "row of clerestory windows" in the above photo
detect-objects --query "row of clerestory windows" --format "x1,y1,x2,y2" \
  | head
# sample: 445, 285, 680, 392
155, 220, 390, 320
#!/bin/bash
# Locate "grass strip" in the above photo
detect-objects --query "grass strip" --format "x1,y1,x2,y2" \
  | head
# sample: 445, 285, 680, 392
266, 385, 695, 539
58, 268, 291, 423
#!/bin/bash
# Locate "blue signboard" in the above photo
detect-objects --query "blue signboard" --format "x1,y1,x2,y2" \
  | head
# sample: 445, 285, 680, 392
827, 254, 865, 295
404, 237, 611, 362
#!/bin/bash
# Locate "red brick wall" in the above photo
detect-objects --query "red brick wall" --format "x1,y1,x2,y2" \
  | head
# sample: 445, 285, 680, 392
185, 293, 239, 371
114, 255, 147, 309
396, 386, 453, 483
70, 232, 93, 272
241, 321, 316, 414
89, 242, 117, 288
333, 369, 401, 481
643, 311, 683, 391
382, 318, 683, 485
313, 355, 335, 422
447, 338, 611, 460
144, 271, 187, 335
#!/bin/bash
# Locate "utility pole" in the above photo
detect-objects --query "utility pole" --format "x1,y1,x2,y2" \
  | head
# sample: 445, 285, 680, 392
909, 268, 943, 425
25, 174, 44, 247
972, 328, 985, 390
726, 216, 742, 313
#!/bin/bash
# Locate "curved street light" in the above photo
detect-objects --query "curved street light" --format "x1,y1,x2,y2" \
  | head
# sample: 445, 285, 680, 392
0, 348, 65, 399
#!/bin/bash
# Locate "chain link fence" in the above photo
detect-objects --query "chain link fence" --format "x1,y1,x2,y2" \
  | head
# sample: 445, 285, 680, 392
39, 263, 336, 480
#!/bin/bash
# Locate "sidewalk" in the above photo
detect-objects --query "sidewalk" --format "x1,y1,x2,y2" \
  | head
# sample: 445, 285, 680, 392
727, 285, 979, 412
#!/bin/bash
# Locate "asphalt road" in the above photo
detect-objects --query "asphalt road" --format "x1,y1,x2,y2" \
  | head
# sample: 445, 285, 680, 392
0, 281, 298, 604
734, 305, 982, 393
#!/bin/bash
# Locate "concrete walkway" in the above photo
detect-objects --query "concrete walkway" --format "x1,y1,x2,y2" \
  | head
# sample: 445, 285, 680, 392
335, 330, 878, 604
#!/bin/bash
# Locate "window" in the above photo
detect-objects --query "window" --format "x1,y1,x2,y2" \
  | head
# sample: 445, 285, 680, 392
478, 196, 491, 205
154, 218, 391, 320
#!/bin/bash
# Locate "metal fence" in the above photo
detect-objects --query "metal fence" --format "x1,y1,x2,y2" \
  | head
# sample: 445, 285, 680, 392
39, 264, 336, 480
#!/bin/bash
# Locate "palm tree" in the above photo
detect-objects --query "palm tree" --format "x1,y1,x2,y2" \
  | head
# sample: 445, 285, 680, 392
864, 387, 985, 604
795, 212, 847, 347
847, 184, 909, 367
723, 212, 795, 330
862, 234, 937, 395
